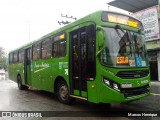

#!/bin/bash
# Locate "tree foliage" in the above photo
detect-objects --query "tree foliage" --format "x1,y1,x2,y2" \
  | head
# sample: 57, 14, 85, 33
0, 47, 7, 70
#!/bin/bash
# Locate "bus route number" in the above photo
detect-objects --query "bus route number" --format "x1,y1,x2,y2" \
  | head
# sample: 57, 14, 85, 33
116, 56, 129, 65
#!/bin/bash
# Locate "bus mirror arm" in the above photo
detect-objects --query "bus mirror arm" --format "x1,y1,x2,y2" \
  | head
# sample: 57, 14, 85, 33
96, 26, 105, 32
96, 26, 106, 57
96, 46, 105, 57
138, 28, 142, 33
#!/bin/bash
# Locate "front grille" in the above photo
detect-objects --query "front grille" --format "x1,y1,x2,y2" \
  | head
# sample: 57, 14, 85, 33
116, 70, 149, 79
121, 84, 150, 98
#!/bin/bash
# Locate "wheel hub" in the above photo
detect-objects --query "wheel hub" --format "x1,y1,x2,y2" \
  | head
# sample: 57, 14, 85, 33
59, 85, 68, 100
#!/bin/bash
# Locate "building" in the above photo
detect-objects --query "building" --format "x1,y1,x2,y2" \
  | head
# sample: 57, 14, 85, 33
108, 0, 160, 81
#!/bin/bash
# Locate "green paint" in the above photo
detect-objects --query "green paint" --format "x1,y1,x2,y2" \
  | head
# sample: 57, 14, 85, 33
8, 10, 150, 104
81, 91, 87, 98
74, 90, 80, 96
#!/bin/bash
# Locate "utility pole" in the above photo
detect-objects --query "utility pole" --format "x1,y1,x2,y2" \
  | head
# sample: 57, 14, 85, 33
28, 21, 30, 42
108, 5, 110, 10
158, 0, 160, 18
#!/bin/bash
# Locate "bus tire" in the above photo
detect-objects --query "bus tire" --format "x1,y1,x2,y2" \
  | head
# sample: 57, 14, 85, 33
17, 75, 25, 90
57, 80, 73, 105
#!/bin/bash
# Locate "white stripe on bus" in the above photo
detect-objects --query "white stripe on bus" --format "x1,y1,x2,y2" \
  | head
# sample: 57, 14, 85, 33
34, 67, 49, 73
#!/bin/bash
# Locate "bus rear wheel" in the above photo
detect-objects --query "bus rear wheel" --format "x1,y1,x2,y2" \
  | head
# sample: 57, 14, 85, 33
17, 75, 26, 90
57, 81, 73, 104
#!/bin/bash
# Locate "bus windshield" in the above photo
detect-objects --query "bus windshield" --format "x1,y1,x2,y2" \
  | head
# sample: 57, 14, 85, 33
99, 27, 149, 67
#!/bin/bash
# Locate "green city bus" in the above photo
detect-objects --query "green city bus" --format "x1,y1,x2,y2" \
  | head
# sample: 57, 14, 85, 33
8, 10, 150, 104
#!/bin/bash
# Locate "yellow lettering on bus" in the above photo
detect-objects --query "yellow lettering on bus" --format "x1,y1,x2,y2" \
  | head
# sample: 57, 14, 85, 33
108, 15, 116, 23
59, 34, 65, 39
107, 14, 139, 28
117, 17, 127, 25
116, 56, 129, 64
128, 20, 138, 28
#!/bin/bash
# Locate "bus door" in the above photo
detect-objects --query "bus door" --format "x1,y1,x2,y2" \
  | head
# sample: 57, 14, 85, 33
70, 25, 96, 98
24, 47, 32, 85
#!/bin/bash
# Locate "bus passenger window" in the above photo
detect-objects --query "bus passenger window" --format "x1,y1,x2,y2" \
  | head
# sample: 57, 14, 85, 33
42, 38, 52, 59
13, 52, 18, 63
9, 53, 13, 64
33, 43, 41, 60
53, 33, 66, 57
18, 50, 24, 63
53, 41, 66, 57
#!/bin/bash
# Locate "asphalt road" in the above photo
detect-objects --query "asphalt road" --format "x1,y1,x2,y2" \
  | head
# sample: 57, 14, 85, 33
0, 79, 160, 120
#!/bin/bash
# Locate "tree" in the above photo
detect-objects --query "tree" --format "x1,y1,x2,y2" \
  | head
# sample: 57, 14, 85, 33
0, 47, 7, 71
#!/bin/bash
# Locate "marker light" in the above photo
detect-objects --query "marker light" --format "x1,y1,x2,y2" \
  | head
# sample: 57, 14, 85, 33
91, 85, 95, 88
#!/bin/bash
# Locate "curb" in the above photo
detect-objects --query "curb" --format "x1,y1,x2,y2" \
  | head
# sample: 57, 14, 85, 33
151, 82, 160, 86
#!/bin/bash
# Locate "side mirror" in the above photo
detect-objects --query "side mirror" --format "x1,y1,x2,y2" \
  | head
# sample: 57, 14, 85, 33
96, 26, 105, 49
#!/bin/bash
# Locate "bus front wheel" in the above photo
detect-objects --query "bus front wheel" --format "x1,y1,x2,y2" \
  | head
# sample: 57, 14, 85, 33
57, 80, 73, 104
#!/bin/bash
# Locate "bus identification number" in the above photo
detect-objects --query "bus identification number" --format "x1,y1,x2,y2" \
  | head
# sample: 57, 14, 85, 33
116, 56, 129, 64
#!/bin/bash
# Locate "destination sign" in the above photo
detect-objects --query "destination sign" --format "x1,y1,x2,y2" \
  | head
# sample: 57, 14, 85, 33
108, 14, 138, 28
102, 12, 142, 28
54, 33, 65, 41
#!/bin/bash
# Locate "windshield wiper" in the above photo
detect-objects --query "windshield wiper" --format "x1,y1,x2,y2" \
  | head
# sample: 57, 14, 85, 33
115, 25, 125, 38
128, 32, 133, 57
115, 25, 133, 57
115, 25, 125, 33
133, 34, 140, 56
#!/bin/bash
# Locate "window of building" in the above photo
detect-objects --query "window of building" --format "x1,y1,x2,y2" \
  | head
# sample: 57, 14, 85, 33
42, 38, 52, 59
53, 33, 66, 57
33, 42, 41, 60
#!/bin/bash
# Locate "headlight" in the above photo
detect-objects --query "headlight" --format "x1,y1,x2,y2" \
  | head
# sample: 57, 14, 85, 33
104, 79, 110, 86
113, 83, 120, 92
103, 77, 120, 92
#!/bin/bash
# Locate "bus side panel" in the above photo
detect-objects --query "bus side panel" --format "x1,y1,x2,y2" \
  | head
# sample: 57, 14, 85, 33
31, 60, 43, 89
31, 59, 54, 91
8, 64, 14, 81
52, 58, 69, 92
19, 63, 25, 85
31, 57, 69, 93
9, 64, 17, 82
38, 59, 53, 92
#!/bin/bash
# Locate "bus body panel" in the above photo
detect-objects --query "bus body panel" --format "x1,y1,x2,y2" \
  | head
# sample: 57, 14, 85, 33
8, 10, 150, 104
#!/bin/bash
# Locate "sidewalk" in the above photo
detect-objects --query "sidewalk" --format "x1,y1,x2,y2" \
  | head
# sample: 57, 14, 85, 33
151, 81, 160, 86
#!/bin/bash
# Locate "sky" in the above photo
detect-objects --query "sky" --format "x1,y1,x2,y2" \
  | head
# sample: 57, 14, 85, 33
0, 0, 129, 54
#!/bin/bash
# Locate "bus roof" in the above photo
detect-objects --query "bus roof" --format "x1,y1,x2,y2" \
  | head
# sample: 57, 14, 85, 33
9, 10, 141, 53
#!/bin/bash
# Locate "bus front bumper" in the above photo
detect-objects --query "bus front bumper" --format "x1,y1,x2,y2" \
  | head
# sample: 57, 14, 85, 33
99, 84, 150, 103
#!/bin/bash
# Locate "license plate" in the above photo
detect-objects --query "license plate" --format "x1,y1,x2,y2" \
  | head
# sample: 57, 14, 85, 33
122, 83, 132, 88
